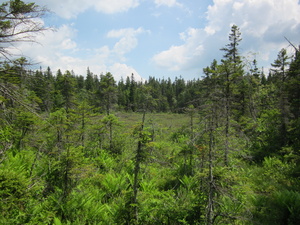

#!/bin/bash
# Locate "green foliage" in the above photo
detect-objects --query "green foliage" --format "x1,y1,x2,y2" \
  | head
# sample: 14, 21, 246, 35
0, 168, 30, 220
0, 125, 13, 155
253, 190, 300, 225
0, 0, 48, 61
1, 22, 300, 225
96, 72, 117, 114
0, 150, 53, 224
10, 0, 36, 14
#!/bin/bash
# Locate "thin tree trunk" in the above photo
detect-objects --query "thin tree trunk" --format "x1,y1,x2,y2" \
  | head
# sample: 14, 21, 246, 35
280, 90, 289, 146
81, 109, 85, 147
190, 110, 194, 140
225, 106, 229, 166
109, 120, 113, 152
207, 117, 215, 225
225, 70, 230, 166
132, 109, 146, 224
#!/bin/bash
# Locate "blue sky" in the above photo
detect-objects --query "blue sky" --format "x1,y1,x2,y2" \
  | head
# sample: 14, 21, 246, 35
8, 0, 300, 81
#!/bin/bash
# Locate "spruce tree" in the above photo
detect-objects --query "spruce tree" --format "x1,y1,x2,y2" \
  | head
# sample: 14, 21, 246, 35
221, 24, 242, 64
271, 48, 291, 147
98, 72, 117, 115
220, 24, 244, 165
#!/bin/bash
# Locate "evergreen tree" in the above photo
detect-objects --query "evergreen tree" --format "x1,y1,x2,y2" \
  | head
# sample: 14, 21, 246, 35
219, 24, 244, 165
76, 75, 85, 90
288, 46, 300, 120
0, 0, 49, 60
117, 77, 129, 111
56, 70, 76, 113
129, 73, 137, 111
97, 72, 117, 115
173, 76, 186, 112
270, 48, 291, 147
42, 67, 55, 112
85, 67, 94, 92
165, 77, 175, 111
221, 24, 242, 64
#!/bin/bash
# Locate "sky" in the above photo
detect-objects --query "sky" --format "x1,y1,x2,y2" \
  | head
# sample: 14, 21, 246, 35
5, 0, 300, 81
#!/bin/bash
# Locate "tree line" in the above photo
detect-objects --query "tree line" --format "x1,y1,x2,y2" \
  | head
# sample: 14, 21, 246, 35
1, 63, 216, 114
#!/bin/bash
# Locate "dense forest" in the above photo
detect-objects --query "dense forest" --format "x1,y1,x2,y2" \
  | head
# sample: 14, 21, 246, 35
1, 1, 300, 224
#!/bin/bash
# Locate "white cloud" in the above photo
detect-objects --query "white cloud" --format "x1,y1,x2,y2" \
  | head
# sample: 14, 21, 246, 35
94, 0, 139, 14
154, 0, 182, 7
12, 24, 146, 80
152, 28, 204, 71
36, 24, 78, 51
107, 27, 149, 61
153, 0, 300, 72
107, 27, 145, 38
9, 23, 77, 60
61, 39, 77, 50
206, 0, 300, 63
34, 0, 139, 19
206, 0, 300, 39
109, 63, 143, 81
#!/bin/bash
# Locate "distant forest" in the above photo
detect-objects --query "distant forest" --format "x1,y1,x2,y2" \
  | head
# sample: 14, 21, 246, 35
1, 1, 300, 224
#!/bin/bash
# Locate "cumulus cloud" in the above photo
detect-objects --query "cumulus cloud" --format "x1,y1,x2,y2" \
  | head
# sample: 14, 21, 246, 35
153, 0, 300, 72
109, 63, 144, 81
13, 24, 145, 80
207, 0, 300, 61
154, 0, 182, 7
107, 27, 149, 60
14, 24, 81, 72
61, 39, 77, 50
10, 23, 77, 60
153, 28, 204, 71
107, 27, 146, 38
206, 0, 300, 39
94, 0, 140, 14
34, 0, 139, 19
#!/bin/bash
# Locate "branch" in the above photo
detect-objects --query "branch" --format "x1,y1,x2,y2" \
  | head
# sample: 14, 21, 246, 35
284, 36, 299, 53
0, 1, 51, 60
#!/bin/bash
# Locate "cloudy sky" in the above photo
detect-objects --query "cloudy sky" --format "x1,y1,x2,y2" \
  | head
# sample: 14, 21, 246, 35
8, 0, 300, 81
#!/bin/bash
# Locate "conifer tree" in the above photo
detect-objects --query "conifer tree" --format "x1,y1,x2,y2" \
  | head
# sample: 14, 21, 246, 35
85, 67, 94, 92
220, 24, 244, 165
0, 0, 49, 60
56, 70, 76, 113
221, 24, 242, 65
271, 48, 291, 147
288, 45, 300, 120
98, 72, 117, 115
129, 73, 137, 111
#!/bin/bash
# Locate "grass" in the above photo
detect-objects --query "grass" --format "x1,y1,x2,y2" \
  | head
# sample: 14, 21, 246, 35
115, 112, 190, 132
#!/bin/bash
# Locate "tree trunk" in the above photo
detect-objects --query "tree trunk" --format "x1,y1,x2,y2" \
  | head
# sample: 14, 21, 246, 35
132, 109, 146, 224
207, 117, 215, 225
225, 70, 230, 166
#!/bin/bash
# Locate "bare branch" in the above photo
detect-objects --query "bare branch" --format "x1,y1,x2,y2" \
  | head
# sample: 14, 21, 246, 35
284, 36, 299, 53
0, 0, 51, 61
